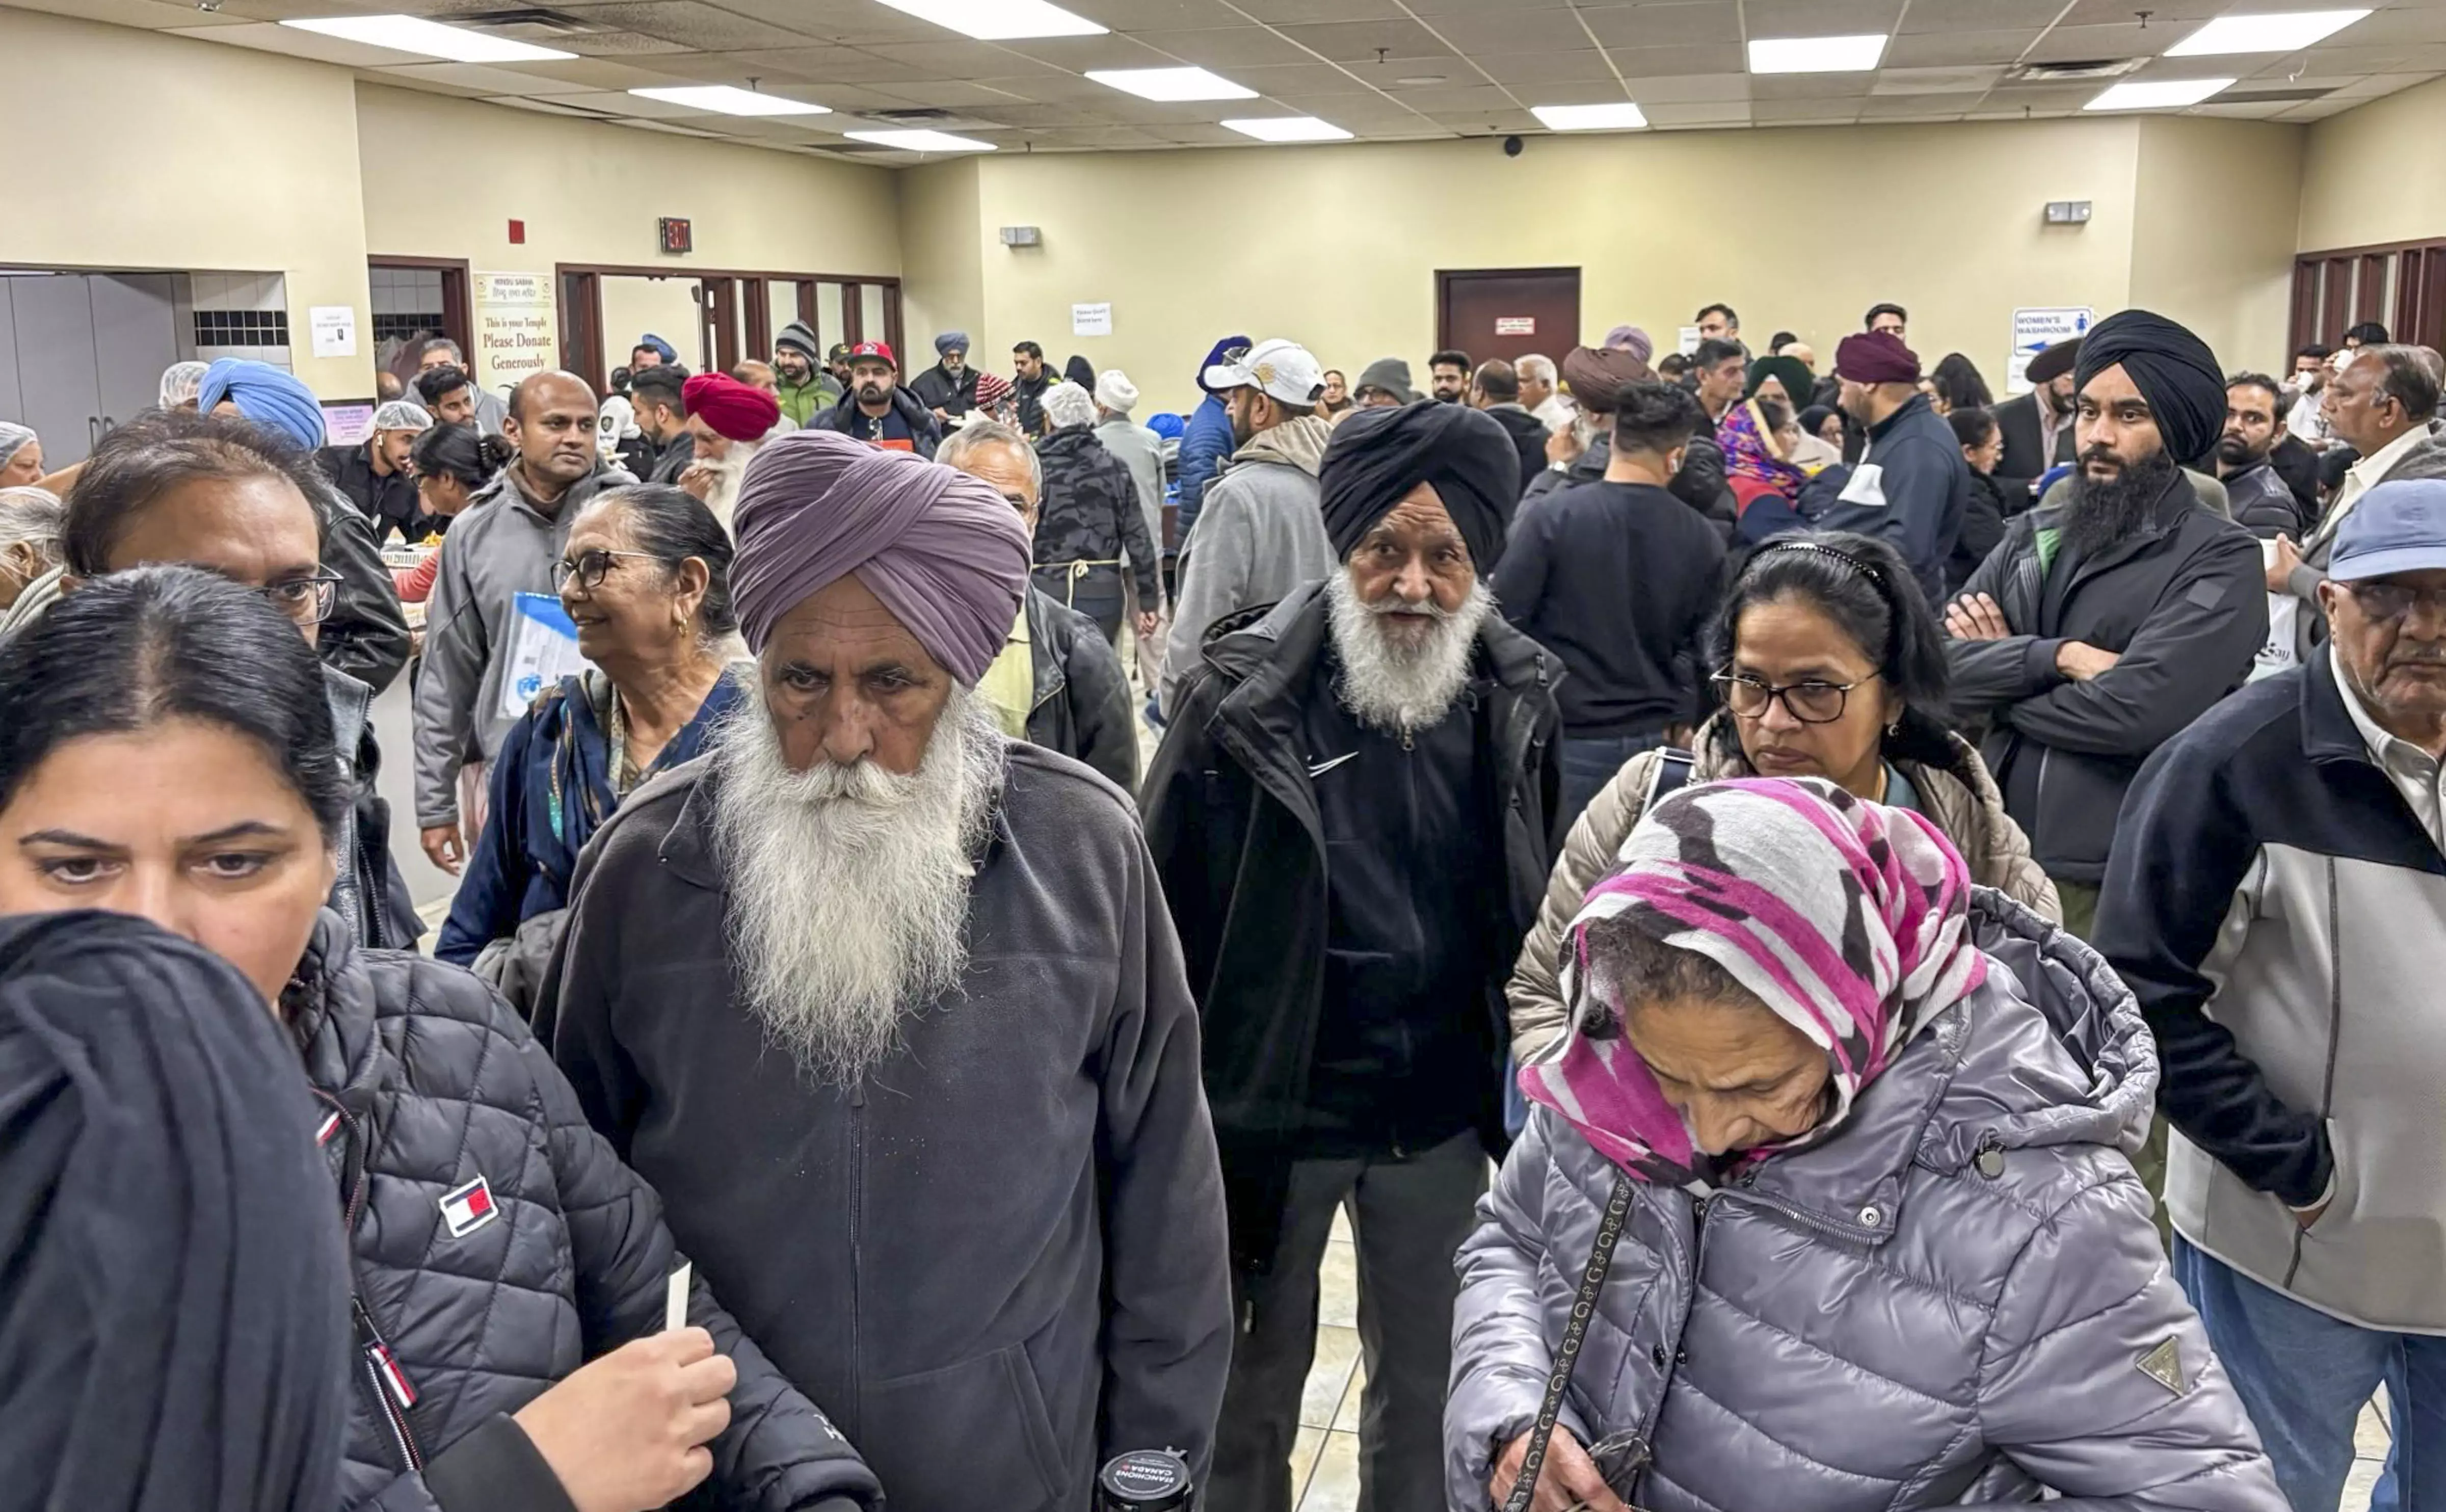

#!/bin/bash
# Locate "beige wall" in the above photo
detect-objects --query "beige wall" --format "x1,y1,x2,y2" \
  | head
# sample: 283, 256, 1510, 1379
0, 7, 374, 399
2129, 118, 2302, 370
2298, 75, 2446, 253
937, 118, 2149, 416
898, 157, 986, 365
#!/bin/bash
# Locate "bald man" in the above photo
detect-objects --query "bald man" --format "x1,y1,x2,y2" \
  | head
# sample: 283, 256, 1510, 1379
413, 369, 636, 873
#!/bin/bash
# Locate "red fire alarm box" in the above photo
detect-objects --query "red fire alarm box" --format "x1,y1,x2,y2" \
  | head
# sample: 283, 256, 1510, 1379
508, 219, 525, 245
659, 217, 693, 255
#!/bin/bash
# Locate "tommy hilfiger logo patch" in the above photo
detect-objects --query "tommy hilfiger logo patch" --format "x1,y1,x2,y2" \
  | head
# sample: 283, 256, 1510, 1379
438, 1176, 498, 1239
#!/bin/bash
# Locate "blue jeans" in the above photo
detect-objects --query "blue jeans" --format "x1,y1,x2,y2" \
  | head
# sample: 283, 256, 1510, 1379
2173, 1237, 2443, 1512
1557, 729, 1669, 840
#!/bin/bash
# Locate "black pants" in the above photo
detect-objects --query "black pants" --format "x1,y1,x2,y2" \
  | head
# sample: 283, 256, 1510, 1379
1033, 562, 1125, 645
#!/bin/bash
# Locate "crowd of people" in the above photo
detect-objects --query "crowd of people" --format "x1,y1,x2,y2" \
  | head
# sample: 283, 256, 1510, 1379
1, 289, 2440, 1512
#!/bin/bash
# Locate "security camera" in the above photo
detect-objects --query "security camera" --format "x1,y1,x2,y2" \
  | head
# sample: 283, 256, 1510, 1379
1503, 135, 1524, 157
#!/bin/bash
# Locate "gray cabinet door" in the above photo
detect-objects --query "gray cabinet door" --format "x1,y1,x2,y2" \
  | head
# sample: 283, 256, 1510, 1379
90, 274, 181, 433
10, 275, 102, 469
0, 281, 24, 432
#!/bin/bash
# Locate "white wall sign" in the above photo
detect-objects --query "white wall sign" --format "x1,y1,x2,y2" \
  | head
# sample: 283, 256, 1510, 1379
2007, 306, 2093, 394
309, 304, 358, 359
1495, 316, 1536, 336
473, 271, 559, 395
1071, 301, 1112, 337
1677, 325, 1703, 356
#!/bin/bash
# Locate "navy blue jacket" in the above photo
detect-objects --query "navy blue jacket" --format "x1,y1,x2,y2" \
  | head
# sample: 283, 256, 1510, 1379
1174, 394, 1235, 552
1814, 391, 1971, 608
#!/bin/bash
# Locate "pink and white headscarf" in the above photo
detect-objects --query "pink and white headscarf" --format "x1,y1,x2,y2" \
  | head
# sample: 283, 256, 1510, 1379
1519, 777, 1988, 1189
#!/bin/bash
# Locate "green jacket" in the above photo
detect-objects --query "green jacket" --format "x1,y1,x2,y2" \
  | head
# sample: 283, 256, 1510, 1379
774, 373, 841, 427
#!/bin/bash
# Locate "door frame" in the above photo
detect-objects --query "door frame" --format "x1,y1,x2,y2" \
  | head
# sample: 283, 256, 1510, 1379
1434, 266, 1582, 356
366, 255, 472, 361
555, 262, 901, 396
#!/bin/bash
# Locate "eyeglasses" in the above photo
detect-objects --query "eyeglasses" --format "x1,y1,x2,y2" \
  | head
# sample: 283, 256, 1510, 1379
252, 573, 344, 626
1713, 670, 1879, 725
552, 548, 659, 593
2345, 579, 2446, 623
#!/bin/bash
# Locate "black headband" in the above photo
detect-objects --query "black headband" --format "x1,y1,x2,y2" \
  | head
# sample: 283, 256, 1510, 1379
1749, 538, 1888, 592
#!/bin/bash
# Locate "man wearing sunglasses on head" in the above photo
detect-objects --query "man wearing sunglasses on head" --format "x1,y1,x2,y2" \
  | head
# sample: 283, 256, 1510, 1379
25, 408, 417, 950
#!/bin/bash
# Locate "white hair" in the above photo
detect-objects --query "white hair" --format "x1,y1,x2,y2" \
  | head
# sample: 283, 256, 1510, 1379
0, 486, 64, 568
1324, 568, 1492, 736
1042, 380, 1097, 431
938, 420, 1043, 496
1517, 354, 1556, 386
712, 681, 1006, 1082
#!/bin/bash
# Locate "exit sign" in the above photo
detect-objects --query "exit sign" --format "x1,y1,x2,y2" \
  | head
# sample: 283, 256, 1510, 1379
658, 217, 693, 255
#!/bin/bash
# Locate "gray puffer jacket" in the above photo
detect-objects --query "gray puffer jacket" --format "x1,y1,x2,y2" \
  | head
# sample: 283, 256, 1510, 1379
1447, 894, 2286, 1512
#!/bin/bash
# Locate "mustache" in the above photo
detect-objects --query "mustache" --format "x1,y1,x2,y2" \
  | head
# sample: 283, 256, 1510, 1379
1357, 593, 1454, 621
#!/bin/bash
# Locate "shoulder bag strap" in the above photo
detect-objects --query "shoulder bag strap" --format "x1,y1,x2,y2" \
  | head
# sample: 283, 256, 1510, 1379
1502, 1169, 1637, 1512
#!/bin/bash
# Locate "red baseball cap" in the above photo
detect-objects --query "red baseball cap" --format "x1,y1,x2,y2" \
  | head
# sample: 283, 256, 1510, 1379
848, 340, 898, 369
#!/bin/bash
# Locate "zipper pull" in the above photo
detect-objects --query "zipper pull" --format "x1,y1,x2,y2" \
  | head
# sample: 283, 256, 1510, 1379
354, 1301, 418, 1411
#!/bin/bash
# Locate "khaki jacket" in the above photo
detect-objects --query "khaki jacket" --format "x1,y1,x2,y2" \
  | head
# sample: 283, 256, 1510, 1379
1506, 718, 2059, 1063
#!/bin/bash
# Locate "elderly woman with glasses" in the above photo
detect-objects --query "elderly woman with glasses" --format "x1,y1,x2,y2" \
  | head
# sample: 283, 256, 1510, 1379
1508, 531, 2056, 1065
436, 484, 745, 1004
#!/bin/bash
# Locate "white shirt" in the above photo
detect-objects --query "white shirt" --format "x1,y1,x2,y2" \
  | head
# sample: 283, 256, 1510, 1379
2316, 423, 2435, 547
2287, 387, 2329, 445
2333, 646, 2446, 848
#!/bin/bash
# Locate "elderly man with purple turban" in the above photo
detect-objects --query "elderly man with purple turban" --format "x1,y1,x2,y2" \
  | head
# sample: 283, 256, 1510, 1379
538, 428, 1233, 1512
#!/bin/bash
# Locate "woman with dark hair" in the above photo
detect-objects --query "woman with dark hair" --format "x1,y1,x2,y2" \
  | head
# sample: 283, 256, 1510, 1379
437, 485, 747, 995
1507, 531, 2056, 1062
1318, 367, 1353, 419
1946, 405, 2011, 593
0, 565, 880, 1512
1716, 394, 1810, 542
1931, 351, 1995, 414
1454, 779, 2285, 1512
395, 422, 514, 602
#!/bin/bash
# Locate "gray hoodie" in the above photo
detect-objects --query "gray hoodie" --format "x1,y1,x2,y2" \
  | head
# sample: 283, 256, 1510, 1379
1096, 416, 1167, 573
411, 459, 634, 828
1448, 894, 2285, 1512
1160, 414, 1335, 719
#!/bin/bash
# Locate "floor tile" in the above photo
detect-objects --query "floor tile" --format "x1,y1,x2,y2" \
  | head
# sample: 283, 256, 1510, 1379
1300, 1429, 1360, 1512
1318, 1237, 1359, 1329
1332, 1204, 1352, 1243
2343, 1453, 2383, 1512
2357, 1395, 2392, 1457
1333, 1353, 1370, 1432
1302, 1324, 1363, 1429
1289, 1425, 1327, 1505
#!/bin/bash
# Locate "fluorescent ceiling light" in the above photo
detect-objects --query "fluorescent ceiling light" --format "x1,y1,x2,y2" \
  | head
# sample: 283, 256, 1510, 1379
1221, 116, 1353, 142
2166, 8, 2370, 55
2084, 76, 2235, 109
1747, 33, 1887, 73
1532, 102, 1649, 130
630, 85, 829, 116
279, 14, 573, 62
1087, 67, 1257, 101
869, 0, 1105, 40
846, 128, 998, 152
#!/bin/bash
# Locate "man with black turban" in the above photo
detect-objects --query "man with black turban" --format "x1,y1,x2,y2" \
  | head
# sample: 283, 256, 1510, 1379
1941, 306, 2266, 937
1, 911, 352, 1512
1144, 396, 1563, 1512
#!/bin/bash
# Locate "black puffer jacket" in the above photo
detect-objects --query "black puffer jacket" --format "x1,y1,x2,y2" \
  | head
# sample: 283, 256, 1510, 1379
289, 915, 880, 1512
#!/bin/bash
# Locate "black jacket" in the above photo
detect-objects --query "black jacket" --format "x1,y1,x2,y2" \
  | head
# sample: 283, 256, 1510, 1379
1481, 404, 1550, 503
321, 443, 435, 544
293, 916, 879, 1512
1949, 469, 2012, 596
1814, 391, 1971, 611
1993, 390, 2073, 497
1012, 369, 1052, 437
808, 387, 944, 461
909, 362, 980, 418
2273, 433, 2323, 521
1024, 587, 1139, 791
2223, 460, 2312, 541
1521, 434, 1738, 543
1946, 468, 2266, 884
1034, 425, 1160, 602
1140, 583, 1562, 1271
644, 432, 696, 486
317, 482, 414, 697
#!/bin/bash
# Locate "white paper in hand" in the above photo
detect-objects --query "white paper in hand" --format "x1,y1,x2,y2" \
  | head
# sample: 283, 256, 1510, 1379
665, 1262, 692, 1333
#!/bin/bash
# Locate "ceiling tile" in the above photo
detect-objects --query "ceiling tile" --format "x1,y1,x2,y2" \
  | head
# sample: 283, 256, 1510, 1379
1226, 0, 1407, 19
2291, 42, 2446, 71
675, 46, 933, 84
1266, 91, 1438, 125
1752, 98, 1867, 122
1605, 42, 1748, 75
1476, 49, 1624, 86
1871, 64, 2005, 94
1121, 26, 1319, 67
1374, 82, 1513, 111
2295, 9, 2434, 46
1641, 99, 1754, 124
1412, 7, 1594, 54
1856, 91, 1976, 115
1270, 18, 1458, 62
2331, 68, 2442, 96
491, 57, 684, 90
1427, 107, 1543, 129
163, 20, 426, 67
615, 118, 729, 139
1402, 0, 1587, 13
1211, 62, 1366, 94
1578, 3, 1745, 48
623, 0, 940, 45
1883, 28, 2039, 66
855, 40, 1069, 74
9, 0, 251, 26
1070, 0, 1242, 25
1743, 0, 1907, 36
551, 30, 696, 57
552, 1, 821, 49
368, 60, 607, 93
1751, 71, 1876, 99
1980, 82, 2115, 109
1623, 70, 1751, 101
1897, 0, 2062, 32
550, 89, 698, 116
2022, 22, 2162, 62
874, 77, 1051, 105
2055, 0, 2224, 24
990, 33, 1185, 68
482, 95, 619, 118
2192, 100, 2297, 117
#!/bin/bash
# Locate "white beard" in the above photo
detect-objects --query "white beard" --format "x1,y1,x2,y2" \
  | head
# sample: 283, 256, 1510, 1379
1324, 569, 1492, 736
702, 439, 757, 530
711, 684, 1006, 1081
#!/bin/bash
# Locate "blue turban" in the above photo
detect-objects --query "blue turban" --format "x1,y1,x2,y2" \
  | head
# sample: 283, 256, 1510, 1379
636, 333, 678, 363
196, 359, 325, 449
935, 331, 970, 358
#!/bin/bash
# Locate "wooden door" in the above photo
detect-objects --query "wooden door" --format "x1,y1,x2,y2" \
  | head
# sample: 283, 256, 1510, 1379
1436, 267, 1581, 368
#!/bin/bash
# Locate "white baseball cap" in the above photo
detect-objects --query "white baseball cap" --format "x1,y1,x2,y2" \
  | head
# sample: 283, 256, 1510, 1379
1203, 338, 1324, 407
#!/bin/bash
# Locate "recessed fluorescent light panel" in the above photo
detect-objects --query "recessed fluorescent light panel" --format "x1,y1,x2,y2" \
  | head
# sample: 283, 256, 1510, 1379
1087, 67, 1257, 101
2085, 76, 2236, 110
1532, 102, 1649, 130
1747, 33, 1888, 73
280, 14, 574, 62
869, 0, 1105, 40
845, 128, 999, 152
2166, 9, 2370, 55
1221, 116, 1353, 142
629, 86, 829, 116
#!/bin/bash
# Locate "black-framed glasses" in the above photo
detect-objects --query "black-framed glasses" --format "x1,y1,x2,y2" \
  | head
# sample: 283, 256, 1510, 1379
1713, 670, 1880, 725
2346, 579, 2446, 623
552, 548, 658, 593
252, 573, 344, 626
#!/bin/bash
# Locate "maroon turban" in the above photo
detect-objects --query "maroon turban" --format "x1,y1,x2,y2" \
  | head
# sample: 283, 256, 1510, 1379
730, 429, 1029, 683
1834, 331, 1922, 385
682, 373, 780, 443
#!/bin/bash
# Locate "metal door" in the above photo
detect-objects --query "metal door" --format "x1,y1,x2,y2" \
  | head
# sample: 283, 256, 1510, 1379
90, 274, 181, 433
9, 275, 102, 468
0, 281, 24, 430
1435, 267, 1582, 368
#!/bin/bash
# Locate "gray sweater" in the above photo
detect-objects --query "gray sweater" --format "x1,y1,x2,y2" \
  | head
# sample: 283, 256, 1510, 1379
1160, 415, 1335, 719
1096, 417, 1167, 574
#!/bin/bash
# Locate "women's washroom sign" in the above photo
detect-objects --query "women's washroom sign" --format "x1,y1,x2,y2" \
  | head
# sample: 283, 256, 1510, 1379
473, 272, 559, 395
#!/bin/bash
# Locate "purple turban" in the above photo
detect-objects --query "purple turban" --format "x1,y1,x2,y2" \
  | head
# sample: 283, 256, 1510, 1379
1603, 325, 1656, 365
730, 429, 1030, 684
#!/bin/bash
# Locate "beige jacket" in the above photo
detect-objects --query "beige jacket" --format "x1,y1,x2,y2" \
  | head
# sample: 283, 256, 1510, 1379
1506, 720, 2061, 1063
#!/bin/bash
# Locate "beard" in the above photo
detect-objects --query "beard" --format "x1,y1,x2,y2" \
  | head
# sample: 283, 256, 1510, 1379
701, 439, 757, 527
1324, 569, 1492, 736
712, 684, 1007, 1082
2066, 443, 2178, 559
2215, 433, 2269, 470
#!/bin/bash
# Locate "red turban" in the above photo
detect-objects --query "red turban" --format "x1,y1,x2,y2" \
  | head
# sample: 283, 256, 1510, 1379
682, 373, 780, 443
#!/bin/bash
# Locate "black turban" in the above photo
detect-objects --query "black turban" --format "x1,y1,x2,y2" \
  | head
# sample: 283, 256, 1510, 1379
1320, 401, 1519, 574
2075, 309, 2224, 466
0, 911, 351, 1512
